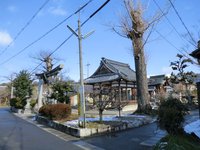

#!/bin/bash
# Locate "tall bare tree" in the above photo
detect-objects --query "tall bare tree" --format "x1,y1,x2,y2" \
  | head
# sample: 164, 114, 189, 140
31, 50, 61, 104
31, 50, 60, 72
113, 0, 164, 111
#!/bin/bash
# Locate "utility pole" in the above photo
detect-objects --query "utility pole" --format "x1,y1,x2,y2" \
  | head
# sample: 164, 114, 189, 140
11, 84, 14, 99
10, 74, 14, 99
67, 15, 94, 128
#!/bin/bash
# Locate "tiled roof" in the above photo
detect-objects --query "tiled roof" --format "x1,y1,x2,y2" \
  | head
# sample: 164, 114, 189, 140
85, 58, 136, 84
148, 75, 165, 86
190, 48, 200, 58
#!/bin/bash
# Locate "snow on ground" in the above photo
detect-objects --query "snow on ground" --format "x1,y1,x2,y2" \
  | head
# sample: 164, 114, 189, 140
63, 114, 150, 128
184, 120, 200, 138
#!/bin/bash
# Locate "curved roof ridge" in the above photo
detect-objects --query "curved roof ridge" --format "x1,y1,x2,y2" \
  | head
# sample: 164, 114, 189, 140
85, 57, 136, 84
102, 57, 130, 67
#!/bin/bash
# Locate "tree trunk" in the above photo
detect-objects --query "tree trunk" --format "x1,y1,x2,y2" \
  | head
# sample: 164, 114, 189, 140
132, 39, 149, 111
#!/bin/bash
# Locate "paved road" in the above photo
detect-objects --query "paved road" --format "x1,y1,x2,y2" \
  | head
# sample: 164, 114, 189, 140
82, 109, 200, 150
82, 122, 159, 150
2, 106, 198, 150
0, 107, 81, 150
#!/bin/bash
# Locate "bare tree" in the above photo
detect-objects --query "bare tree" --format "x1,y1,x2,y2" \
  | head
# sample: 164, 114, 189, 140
31, 50, 62, 104
93, 84, 129, 122
31, 50, 61, 72
93, 85, 116, 123
113, 0, 164, 111
181, 23, 200, 66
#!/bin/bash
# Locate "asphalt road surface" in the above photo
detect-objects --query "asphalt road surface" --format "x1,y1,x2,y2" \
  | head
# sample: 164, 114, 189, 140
0, 107, 81, 150
2, 106, 198, 150
82, 122, 157, 150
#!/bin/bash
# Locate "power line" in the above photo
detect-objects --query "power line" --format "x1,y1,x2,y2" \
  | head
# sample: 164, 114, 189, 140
0, 0, 50, 56
51, 0, 111, 56
155, 30, 195, 61
168, 0, 197, 47
0, 0, 94, 65
81, 0, 110, 26
152, 0, 196, 48
30, 0, 111, 74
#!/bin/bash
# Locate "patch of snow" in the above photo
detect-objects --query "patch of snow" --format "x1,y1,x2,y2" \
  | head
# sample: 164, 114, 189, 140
184, 120, 200, 138
64, 120, 79, 128
31, 116, 36, 121
64, 116, 118, 128
63, 115, 152, 129
123, 114, 147, 118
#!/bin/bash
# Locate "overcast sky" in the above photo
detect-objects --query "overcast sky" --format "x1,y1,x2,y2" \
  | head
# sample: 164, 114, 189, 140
0, 0, 200, 82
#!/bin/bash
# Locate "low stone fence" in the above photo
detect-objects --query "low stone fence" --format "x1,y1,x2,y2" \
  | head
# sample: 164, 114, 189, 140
36, 115, 155, 138
36, 116, 80, 137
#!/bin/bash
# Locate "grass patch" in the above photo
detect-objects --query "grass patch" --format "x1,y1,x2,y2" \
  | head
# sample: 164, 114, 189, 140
154, 133, 200, 150
0, 105, 9, 107
57, 113, 79, 123
86, 121, 109, 128
86, 121, 125, 129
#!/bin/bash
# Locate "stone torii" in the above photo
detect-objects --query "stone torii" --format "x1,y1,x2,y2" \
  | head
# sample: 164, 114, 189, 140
36, 64, 64, 110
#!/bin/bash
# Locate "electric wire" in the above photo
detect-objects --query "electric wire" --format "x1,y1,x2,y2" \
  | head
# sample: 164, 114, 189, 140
0, 0, 50, 56
152, 0, 196, 48
0, 0, 94, 66
30, 0, 111, 74
155, 30, 197, 64
168, 0, 197, 47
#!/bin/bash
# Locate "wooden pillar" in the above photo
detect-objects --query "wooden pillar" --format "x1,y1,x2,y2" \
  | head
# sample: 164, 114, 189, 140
130, 83, 133, 100
118, 80, 121, 117
133, 88, 137, 100
99, 83, 102, 104
126, 81, 128, 100
92, 84, 95, 106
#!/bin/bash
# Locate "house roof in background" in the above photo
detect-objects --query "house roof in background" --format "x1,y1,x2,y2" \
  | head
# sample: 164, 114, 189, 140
190, 48, 200, 59
148, 75, 166, 86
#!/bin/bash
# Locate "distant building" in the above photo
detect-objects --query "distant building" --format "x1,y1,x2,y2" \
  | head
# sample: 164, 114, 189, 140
148, 75, 172, 96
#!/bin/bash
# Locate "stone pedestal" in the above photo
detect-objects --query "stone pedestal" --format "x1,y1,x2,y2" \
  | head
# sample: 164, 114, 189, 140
24, 99, 32, 114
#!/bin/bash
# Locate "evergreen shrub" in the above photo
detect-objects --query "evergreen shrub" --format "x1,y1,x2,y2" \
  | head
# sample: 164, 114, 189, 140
30, 99, 37, 108
157, 97, 188, 134
10, 97, 27, 109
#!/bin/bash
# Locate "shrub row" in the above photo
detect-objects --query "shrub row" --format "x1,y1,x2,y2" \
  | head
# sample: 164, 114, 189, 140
39, 103, 71, 120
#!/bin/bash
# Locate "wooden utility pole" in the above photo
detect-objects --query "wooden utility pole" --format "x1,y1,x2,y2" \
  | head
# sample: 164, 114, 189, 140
67, 15, 94, 128
10, 75, 14, 99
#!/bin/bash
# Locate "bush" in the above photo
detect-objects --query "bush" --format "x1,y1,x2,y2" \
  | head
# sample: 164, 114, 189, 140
154, 133, 200, 150
30, 99, 37, 108
157, 97, 188, 135
10, 97, 27, 109
39, 103, 71, 120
